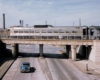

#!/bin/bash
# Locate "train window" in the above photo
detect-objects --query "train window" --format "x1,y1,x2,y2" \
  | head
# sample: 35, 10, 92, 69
24, 30, 29, 33
72, 31, 77, 33
66, 31, 69, 33
76, 27, 80, 29
19, 31, 23, 33
14, 31, 18, 33
30, 30, 34, 33
53, 30, 58, 33
48, 30, 52, 33
90, 29, 94, 35
97, 30, 100, 33
35, 30, 40, 33
42, 30, 46, 33
59, 30, 64, 33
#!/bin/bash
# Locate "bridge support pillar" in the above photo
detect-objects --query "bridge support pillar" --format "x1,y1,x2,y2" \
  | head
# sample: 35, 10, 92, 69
66, 45, 70, 58
71, 45, 76, 61
0, 41, 6, 57
11, 43, 19, 58
39, 44, 43, 57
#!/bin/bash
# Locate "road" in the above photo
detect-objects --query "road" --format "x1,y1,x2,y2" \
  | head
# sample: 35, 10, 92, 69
3, 44, 98, 80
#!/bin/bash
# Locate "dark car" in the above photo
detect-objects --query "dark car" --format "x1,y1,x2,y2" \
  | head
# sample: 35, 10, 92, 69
20, 62, 30, 73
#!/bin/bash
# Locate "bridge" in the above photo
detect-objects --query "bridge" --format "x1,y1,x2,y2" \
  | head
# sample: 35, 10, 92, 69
0, 13, 100, 63
0, 37, 100, 63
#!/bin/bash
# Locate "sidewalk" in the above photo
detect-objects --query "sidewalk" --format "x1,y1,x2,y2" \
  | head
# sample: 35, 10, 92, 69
59, 46, 100, 76
0, 57, 15, 79
68, 59, 100, 75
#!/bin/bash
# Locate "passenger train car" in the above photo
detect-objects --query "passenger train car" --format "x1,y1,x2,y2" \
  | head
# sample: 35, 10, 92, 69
9, 26, 86, 39
1, 25, 100, 40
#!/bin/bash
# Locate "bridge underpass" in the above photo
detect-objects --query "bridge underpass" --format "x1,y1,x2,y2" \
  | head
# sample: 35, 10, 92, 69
6, 44, 67, 59
0, 41, 92, 61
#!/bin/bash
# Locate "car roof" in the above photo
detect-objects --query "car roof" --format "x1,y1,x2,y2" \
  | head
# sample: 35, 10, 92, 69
22, 62, 30, 65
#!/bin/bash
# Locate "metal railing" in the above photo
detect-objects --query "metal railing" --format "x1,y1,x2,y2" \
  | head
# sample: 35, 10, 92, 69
0, 35, 100, 40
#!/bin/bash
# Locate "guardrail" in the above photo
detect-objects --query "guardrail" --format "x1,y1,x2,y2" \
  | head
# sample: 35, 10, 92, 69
0, 35, 100, 40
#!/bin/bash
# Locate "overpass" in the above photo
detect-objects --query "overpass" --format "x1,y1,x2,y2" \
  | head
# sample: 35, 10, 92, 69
0, 37, 100, 63
0, 13, 100, 63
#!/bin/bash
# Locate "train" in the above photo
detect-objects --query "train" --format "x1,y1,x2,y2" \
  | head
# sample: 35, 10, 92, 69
0, 25, 100, 40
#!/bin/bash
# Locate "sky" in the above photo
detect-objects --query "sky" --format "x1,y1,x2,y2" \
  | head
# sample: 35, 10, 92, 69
0, 0, 100, 28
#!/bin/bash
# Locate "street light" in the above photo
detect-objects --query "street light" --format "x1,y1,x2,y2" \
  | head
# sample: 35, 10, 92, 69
86, 44, 89, 72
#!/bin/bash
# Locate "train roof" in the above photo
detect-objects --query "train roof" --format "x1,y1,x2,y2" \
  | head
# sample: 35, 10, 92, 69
9, 26, 87, 29
89, 26, 100, 29
34, 25, 53, 28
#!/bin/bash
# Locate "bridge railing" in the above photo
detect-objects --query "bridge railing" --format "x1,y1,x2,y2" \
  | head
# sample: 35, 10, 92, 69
0, 35, 100, 40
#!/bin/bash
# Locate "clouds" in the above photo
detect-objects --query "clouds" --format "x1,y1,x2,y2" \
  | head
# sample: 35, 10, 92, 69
0, 0, 100, 28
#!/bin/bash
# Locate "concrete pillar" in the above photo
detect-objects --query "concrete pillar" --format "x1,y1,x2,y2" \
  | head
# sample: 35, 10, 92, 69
89, 45, 95, 62
71, 45, 76, 61
89, 41, 100, 62
39, 44, 43, 57
15, 44, 19, 57
66, 45, 70, 58
11, 43, 19, 57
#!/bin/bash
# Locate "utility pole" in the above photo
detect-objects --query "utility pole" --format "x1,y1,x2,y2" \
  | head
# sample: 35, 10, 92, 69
45, 21, 47, 25
54, 21, 56, 26
26, 24, 28, 27
86, 44, 89, 72
79, 18, 81, 27
73, 22, 74, 26
21, 20, 23, 27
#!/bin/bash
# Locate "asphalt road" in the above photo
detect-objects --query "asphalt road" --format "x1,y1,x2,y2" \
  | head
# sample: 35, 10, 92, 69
3, 44, 95, 80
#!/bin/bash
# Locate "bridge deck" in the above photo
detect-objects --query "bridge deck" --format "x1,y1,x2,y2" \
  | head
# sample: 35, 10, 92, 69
1, 39, 93, 45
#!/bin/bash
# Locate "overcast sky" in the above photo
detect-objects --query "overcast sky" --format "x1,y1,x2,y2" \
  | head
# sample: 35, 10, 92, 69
0, 0, 100, 28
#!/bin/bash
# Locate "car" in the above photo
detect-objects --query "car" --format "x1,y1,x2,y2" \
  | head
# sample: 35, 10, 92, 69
20, 62, 30, 73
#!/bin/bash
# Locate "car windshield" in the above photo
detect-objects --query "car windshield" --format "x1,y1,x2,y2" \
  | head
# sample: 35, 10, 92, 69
24, 64, 29, 65
23, 64, 29, 66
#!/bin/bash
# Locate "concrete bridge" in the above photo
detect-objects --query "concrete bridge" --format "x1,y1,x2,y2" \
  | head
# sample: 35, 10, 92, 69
0, 38, 100, 63
0, 13, 100, 63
